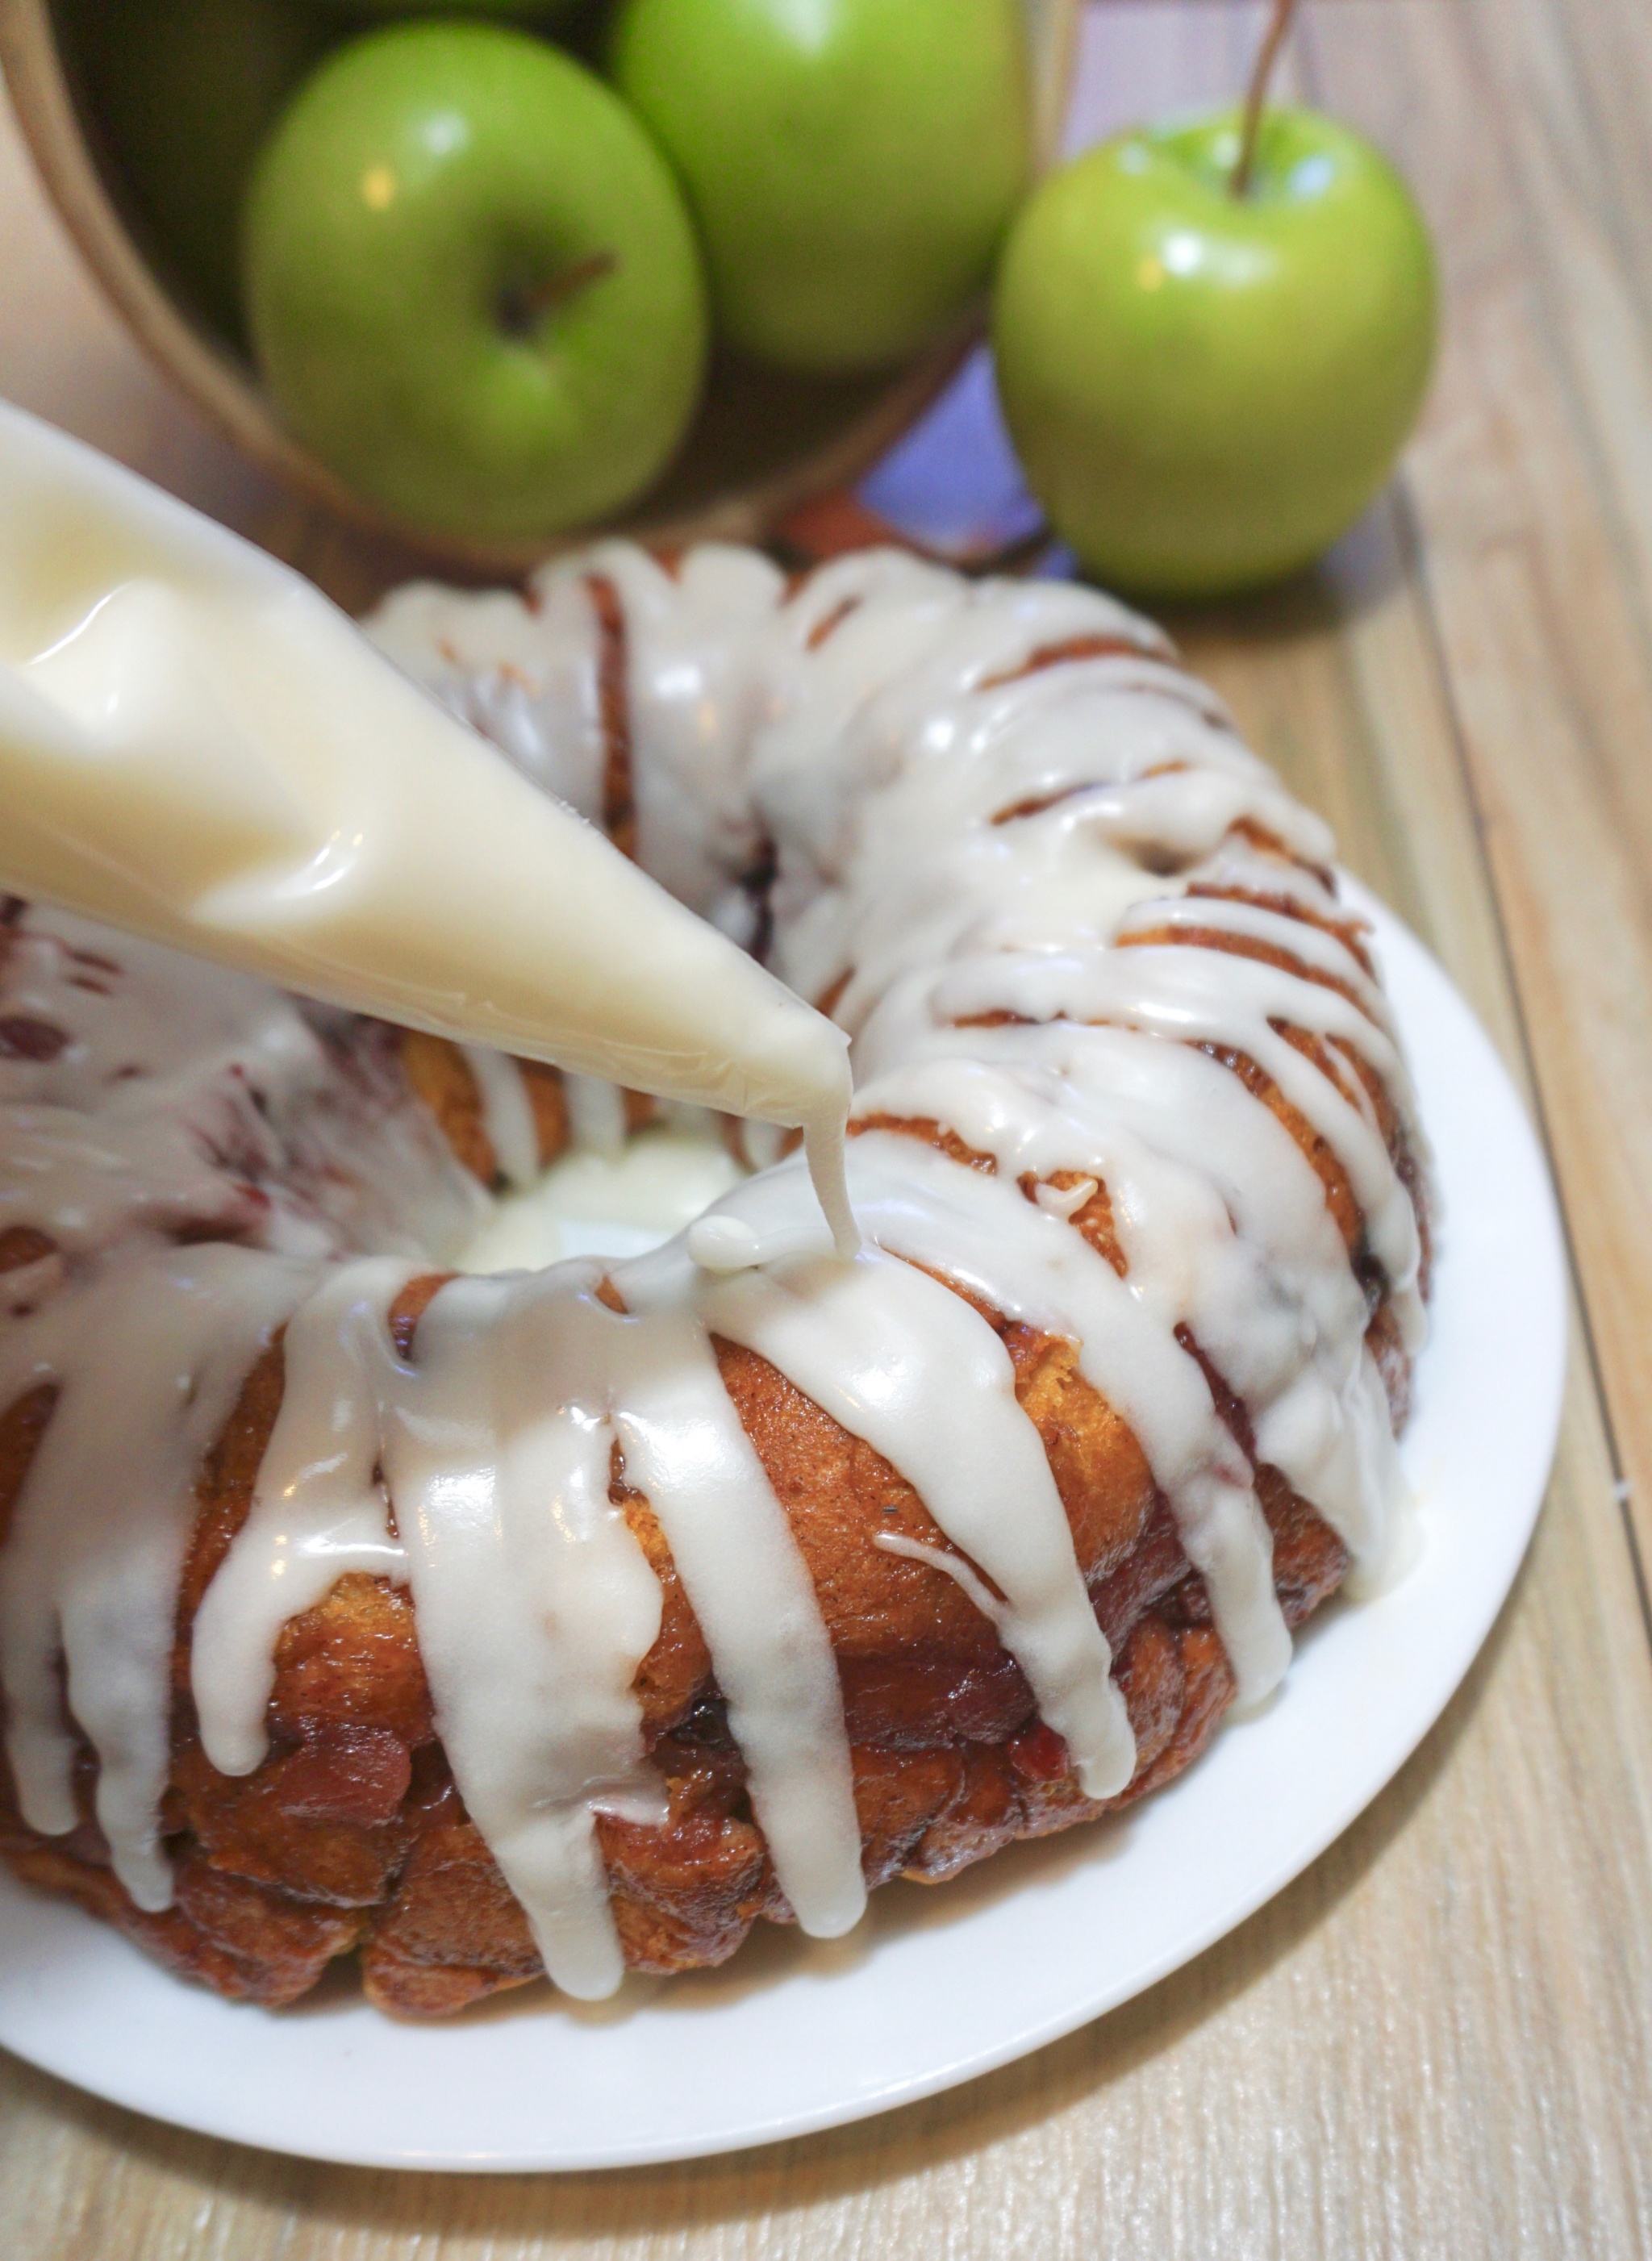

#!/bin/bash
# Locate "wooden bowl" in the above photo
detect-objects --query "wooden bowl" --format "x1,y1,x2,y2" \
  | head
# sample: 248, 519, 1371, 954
0, 0, 1078, 574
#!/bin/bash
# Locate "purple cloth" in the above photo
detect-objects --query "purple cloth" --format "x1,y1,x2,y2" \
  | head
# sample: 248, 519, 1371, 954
851, 3, 1128, 570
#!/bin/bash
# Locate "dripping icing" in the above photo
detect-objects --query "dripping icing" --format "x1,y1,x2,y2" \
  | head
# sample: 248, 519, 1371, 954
0, 538, 1431, 1998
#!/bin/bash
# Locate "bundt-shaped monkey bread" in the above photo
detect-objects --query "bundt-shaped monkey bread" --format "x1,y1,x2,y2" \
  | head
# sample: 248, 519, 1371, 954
0, 544, 1428, 2014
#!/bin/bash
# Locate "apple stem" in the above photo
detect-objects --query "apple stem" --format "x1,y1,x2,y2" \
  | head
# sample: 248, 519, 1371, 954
498, 251, 619, 339
1232, 0, 1301, 198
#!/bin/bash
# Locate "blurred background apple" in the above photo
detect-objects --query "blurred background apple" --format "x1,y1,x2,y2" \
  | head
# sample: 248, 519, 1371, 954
316, 0, 574, 12
243, 20, 708, 538
611, 0, 1032, 373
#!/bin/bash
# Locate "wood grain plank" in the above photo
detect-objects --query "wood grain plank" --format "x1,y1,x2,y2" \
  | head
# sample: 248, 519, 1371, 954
1546, 0, 1652, 371
1305, 0, 1652, 1591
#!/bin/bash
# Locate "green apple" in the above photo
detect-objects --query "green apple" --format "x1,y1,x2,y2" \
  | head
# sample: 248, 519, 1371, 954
992, 108, 1437, 597
243, 23, 708, 540
611, 0, 1032, 373
62, 0, 331, 345
314, 1, 573, 14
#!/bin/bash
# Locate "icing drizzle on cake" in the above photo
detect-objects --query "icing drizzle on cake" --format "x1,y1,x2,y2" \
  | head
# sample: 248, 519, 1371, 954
0, 543, 1428, 2000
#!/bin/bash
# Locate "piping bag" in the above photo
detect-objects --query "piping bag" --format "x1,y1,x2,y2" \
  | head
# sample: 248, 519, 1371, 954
0, 402, 857, 1256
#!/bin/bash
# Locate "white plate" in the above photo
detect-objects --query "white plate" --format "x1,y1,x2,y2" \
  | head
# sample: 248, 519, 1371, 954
0, 893, 1566, 2171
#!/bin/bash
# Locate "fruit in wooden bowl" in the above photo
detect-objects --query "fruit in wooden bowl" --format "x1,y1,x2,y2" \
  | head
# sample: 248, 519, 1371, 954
0, 0, 1076, 569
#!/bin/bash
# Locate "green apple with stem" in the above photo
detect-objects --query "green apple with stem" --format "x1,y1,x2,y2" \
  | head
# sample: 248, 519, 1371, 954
611, 0, 1032, 373
991, 0, 1437, 597
243, 23, 708, 540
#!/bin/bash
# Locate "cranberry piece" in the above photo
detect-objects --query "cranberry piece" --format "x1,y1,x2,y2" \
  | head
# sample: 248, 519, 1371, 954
1007, 1722, 1071, 1782
0, 1016, 69, 1062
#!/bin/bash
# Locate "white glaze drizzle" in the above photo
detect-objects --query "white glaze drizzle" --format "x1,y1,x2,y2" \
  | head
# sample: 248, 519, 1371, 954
374, 1266, 667, 2001
0, 907, 484, 1264
838, 1137, 1288, 1703
0, 1242, 317, 1907
461, 1045, 540, 1191
563, 1073, 629, 1159
199, 1255, 669, 1997
189, 1257, 419, 1779
193, 1249, 865, 1986
623, 1211, 1137, 1798
849, 1034, 1402, 1567
599, 1272, 865, 1936
904, 945, 1423, 1347
873, 1530, 1007, 1622
0, 540, 1432, 1999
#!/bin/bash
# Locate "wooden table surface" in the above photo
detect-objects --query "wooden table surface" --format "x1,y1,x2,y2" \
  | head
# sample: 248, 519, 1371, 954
4, 1, 1652, 2253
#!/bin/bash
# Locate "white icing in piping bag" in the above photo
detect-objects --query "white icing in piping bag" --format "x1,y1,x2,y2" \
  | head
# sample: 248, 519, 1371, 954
0, 403, 856, 1254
